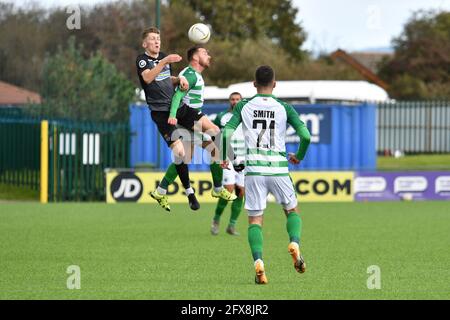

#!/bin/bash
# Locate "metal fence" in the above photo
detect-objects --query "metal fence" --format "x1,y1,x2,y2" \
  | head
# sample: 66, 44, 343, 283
377, 101, 450, 153
0, 113, 130, 201
47, 120, 130, 201
0, 117, 41, 189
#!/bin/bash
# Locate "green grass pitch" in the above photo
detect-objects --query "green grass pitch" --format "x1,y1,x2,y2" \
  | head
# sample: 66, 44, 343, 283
0, 201, 449, 300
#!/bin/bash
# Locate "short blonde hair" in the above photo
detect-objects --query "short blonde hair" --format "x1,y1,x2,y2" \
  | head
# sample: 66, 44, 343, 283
142, 27, 160, 40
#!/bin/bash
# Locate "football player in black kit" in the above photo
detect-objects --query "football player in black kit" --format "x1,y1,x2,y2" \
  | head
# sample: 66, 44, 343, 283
136, 27, 229, 212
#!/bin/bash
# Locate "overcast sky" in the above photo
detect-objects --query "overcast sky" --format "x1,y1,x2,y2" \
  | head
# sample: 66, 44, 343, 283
10, 0, 450, 53
294, 0, 450, 53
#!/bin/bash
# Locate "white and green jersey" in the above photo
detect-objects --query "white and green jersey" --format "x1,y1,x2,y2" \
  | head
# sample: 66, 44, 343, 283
178, 65, 205, 110
214, 110, 245, 164
222, 94, 311, 176
169, 65, 205, 118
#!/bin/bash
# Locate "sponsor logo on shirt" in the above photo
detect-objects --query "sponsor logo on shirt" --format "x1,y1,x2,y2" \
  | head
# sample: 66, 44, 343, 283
155, 69, 171, 81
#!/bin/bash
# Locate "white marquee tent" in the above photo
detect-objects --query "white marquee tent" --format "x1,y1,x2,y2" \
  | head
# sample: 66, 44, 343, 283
138, 80, 390, 104
204, 80, 389, 103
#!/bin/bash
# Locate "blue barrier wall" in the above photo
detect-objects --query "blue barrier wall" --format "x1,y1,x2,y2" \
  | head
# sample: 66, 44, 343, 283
129, 103, 376, 171
129, 106, 172, 169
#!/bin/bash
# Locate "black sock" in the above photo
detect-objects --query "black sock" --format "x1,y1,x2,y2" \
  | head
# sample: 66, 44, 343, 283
175, 163, 191, 190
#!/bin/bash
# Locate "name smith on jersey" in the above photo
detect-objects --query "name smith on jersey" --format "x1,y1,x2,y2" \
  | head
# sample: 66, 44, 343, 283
253, 110, 275, 118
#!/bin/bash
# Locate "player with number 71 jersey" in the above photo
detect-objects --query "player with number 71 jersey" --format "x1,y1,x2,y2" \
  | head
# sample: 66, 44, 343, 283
220, 65, 311, 285
222, 94, 310, 176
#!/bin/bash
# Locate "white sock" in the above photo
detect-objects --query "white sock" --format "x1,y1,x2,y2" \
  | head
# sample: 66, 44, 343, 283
214, 187, 222, 193
156, 186, 167, 195
289, 242, 299, 250
185, 187, 194, 196
254, 259, 264, 267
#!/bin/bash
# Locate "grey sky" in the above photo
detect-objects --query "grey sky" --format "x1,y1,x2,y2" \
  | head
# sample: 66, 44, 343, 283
11, 0, 450, 53
294, 0, 450, 53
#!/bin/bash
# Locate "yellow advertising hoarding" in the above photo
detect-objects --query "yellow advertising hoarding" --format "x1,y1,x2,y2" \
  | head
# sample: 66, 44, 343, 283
106, 171, 354, 203
290, 172, 354, 202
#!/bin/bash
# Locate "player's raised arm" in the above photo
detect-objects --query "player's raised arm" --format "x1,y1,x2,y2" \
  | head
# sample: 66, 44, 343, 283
140, 54, 182, 84
170, 75, 189, 90
168, 70, 198, 125
285, 103, 311, 162
221, 101, 244, 164
168, 90, 187, 124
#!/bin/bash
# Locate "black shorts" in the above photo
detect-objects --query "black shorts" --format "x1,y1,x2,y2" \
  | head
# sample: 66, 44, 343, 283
151, 104, 205, 146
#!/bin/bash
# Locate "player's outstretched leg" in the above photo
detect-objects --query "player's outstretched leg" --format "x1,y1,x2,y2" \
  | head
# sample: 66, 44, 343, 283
159, 163, 178, 193
226, 199, 242, 235
150, 162, 199, 211
150, 163, 178, 212
150, 189, 171, 212
152, 139, 200, 211
175, 162, 200, 211
248, 220, 267, 284
288, 242, 306, 273
211, 198, 227, 235
211, 187, 237, 201
286, 211, 306, 273
254, 259, 267, 285
175, 140, 200, 211
226, 186, 244, 236
210, 163, 237, 201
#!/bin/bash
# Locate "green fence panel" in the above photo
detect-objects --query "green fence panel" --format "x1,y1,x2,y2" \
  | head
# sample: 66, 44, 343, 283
0, 117, 41, 190
47, 120, 130, 201
1, 114, 130, 201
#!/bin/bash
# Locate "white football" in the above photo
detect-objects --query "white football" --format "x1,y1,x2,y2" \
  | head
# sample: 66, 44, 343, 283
188, 23, 211, 44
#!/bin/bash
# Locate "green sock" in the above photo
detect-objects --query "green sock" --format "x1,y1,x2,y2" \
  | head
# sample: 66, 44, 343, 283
160, 163, 178, 189
214, 198, 228, 222
248, 224, 263, 261
286, 212, 302, 244
209, 162, 223, 188
229, 196, 243, 226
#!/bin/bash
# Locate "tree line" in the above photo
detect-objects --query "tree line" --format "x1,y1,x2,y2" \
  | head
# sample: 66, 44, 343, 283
0, 1, 448, 121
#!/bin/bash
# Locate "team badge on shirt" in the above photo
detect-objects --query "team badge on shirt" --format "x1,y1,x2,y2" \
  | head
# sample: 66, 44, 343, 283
139, 60, 147, 68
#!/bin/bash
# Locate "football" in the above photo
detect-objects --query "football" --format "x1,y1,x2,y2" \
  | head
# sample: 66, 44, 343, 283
188, 23, 211, 44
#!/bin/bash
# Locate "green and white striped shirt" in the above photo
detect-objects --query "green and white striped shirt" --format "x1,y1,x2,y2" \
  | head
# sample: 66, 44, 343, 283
169, 65, 205, 117
222, 94, 311, 176
179, 66, 205, 110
